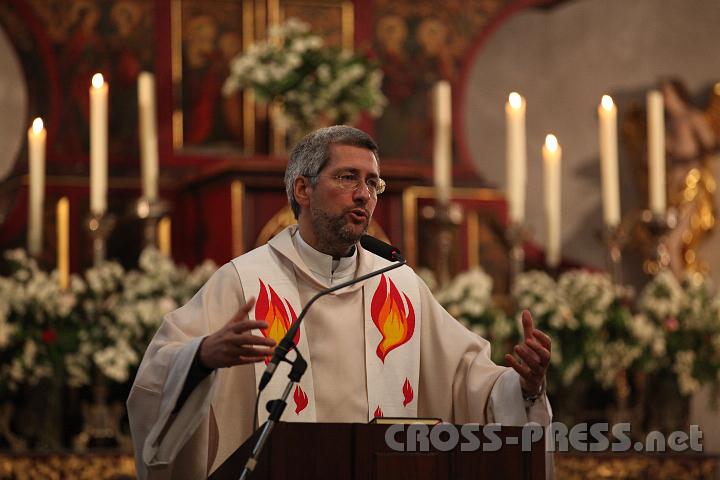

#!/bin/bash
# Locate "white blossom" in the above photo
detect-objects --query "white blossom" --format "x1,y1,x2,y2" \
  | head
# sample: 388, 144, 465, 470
673, 350, 700, 396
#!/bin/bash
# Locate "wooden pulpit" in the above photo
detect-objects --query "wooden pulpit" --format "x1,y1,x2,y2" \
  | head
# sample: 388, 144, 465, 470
209, 422, 545, 480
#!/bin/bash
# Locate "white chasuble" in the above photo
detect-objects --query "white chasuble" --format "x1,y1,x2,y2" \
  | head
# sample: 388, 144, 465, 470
233, 243, 421, 424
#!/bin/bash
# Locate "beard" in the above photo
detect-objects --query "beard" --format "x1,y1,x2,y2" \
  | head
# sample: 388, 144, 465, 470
309, 204, 370, 256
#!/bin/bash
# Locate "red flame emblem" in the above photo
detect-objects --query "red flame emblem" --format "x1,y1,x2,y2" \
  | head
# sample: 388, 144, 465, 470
371, 275, 415, 362
402, 378, 414, 407
293, 385, 309, 415
374, 406, 384, 418
255, 279, 299, 363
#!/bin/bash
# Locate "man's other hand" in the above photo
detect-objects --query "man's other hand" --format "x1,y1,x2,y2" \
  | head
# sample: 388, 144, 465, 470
504, 309, 551, 397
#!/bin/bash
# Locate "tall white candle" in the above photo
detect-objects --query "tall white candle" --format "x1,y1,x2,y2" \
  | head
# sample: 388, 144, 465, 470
90, 73, 108, 215
598, 95, 620, 227
543, 134, 562, 268
506, 92, 526, 223
28, 117, 46, 256
432, 81, 452, 205
647, 90, 666, 216
138, 72, 159, 201
57, 197, 69, 290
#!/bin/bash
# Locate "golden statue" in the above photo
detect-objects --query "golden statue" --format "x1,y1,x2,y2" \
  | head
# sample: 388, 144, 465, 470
624, 79, 720, 278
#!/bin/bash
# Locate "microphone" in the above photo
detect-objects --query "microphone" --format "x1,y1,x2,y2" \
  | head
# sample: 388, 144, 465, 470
360, 235, 405, 262
258, 236, 406, 391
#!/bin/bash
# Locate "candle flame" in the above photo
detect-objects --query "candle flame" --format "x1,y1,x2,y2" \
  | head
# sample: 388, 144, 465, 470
601, 95, 614, 111
508, 92, 523, 109
32, 117, 44, 133
714, 82, 720, 95
91, 73, 105, 89
545, 134, 558, 152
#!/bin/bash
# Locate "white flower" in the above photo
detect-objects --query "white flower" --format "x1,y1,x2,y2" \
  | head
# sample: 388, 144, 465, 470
93, 339, 139, 384
0, 320, 15, 348
561, 359, 583, 386
638, 270, 685, 320
587, 341, 641, 389
673, 350, 700, 396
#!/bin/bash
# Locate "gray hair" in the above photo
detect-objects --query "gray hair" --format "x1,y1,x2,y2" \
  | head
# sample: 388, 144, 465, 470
284, 125, 379, 219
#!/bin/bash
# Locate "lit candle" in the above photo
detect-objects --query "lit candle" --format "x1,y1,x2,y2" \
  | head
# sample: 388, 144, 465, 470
138, 72, 159, 201
432, 81, 452, 205
57, 197, 69, 289
28, 117, 46, 256
90, 73, 108, 215
598, 95, 620, 227
158, 216, 172, 256
543, 134, 562, 268
647, 90, 666, 215
506, 92, 526, 223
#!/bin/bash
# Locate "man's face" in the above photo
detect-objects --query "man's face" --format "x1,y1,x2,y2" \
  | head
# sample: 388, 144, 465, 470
304, 144, 379, 255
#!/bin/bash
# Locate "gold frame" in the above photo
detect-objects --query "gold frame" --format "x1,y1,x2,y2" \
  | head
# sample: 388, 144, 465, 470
170, 0, 256, 152
401, 186, 505, 268
275, 0, 354, 49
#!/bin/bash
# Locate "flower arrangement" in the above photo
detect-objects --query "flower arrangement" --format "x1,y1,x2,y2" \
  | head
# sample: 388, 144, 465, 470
71, 249, 216, 386
636, 271, 720, 398
0, 250, 81, 396
434, 268, 513, 364
435, 264, 720, 426
223, 18, 387, 133
512, 270, 638, 391
0, 249, 216, 398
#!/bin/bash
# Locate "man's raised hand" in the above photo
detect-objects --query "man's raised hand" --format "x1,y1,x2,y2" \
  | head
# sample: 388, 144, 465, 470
504, 309, 551, 397
198, 297, 276, 369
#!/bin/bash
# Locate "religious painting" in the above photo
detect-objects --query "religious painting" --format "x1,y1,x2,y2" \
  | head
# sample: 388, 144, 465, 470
172, 0, 248, 153
172, 0, 352, 154
372, 0, 507, 162
279, 0, 353, 49
15, 0, 154, 163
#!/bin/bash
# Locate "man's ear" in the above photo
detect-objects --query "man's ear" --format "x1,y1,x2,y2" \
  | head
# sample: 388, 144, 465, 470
294, 176, 312, 209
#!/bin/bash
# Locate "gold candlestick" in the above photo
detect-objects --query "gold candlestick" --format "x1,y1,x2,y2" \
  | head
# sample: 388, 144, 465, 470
506, 221, 526, 289
602, 225, 626, 285
132, 197, 171, 252
640, 208, 677, 275
87, 212, 115, 267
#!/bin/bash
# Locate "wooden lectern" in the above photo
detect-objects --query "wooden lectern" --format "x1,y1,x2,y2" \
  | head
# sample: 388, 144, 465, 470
209, 422, 545, 480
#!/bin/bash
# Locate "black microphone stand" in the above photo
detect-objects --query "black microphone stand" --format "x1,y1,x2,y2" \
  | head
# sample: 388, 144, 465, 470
240, 255, 406, 479
238, 345, 306, 480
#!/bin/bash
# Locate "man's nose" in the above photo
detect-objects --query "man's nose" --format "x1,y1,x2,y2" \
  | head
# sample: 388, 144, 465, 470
352, 182, 372, 201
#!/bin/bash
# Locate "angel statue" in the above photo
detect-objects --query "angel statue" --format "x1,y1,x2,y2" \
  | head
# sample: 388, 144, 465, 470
624, 79, 720, 278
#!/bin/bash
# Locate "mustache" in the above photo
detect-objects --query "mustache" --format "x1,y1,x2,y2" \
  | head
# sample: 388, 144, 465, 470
343, 205, 370, 217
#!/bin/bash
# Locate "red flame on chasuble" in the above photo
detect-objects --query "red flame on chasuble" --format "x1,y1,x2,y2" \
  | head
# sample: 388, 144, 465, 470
374, 406, 384, 418
370, 275, 415, 362
255, 279, 299, 363
402, 378, 414, 407
293, 385, 309, 415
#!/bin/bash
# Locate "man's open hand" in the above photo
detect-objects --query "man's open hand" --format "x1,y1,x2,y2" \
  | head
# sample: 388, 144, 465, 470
505, 310, 551, 396
199, 297, 276, 369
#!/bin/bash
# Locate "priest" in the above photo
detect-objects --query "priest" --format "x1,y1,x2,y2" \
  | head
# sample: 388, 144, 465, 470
127, 125, 552, 479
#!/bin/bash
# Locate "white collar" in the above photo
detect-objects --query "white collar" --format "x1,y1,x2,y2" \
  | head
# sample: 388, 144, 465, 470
292, 230, 357, 286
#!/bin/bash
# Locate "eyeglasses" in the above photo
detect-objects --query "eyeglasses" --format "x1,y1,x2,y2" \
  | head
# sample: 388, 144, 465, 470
309, 173, 386, 196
